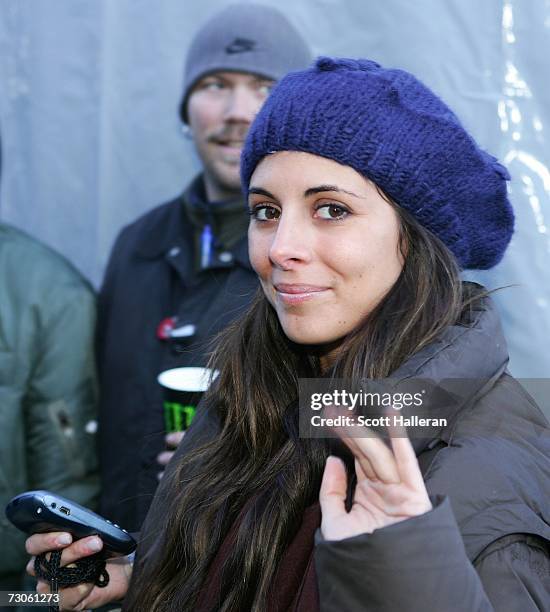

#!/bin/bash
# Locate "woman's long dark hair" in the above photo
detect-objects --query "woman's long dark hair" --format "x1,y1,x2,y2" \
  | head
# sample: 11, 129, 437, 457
124, 203, 482, 611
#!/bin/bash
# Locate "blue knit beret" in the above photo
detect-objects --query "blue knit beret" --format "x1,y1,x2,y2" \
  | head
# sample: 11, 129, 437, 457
241, 57, 514, 270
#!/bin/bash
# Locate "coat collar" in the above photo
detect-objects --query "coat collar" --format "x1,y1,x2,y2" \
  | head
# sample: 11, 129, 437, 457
393, 286, 509, 383
134, 193, 190, 260
134, 175, 252, 271
386, 285, 510, 453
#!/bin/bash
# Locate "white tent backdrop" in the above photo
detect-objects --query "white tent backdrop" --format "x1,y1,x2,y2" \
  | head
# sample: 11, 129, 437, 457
0, 0, 548, 383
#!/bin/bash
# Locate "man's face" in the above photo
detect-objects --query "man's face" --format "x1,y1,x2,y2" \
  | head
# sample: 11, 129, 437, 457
186, 71, 273, 199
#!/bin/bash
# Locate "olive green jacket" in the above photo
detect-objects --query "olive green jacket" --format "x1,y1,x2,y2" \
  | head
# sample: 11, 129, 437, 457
0, 223, 99, 585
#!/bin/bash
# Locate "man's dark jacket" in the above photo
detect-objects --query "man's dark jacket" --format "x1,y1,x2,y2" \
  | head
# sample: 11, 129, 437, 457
97, 180, 258, 531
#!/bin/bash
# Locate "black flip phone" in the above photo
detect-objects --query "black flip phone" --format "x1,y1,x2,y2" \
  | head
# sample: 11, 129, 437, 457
5, 490, 136, 557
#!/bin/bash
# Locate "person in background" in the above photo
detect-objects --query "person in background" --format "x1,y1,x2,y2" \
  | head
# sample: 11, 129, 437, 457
96, 3, 311, 532
0, 130, 99, 594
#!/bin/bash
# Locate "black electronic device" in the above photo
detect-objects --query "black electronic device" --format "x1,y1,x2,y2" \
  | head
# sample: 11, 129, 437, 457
5, 490, 136, 557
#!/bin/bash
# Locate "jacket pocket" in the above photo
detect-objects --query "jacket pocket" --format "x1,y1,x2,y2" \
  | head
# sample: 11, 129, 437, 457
47, 399, 89, 479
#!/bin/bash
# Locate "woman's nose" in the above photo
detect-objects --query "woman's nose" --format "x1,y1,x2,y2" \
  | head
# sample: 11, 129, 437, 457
268, 216, 312, 269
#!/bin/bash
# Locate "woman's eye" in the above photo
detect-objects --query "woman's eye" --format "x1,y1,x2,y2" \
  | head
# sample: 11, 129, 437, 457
251, 205, 280, 221
316, 204, 349, 220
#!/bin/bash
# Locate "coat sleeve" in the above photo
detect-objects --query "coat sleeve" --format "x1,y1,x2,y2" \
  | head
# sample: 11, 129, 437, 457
24, 277, 99, 507
314, 497, 550, 611
95, 227, 126, 364
474, 533, 550, 610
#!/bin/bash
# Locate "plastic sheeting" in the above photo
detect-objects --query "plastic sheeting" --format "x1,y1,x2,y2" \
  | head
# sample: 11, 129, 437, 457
0, 0, 548, 378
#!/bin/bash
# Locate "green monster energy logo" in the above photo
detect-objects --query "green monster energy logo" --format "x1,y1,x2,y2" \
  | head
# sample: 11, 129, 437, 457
164, 402, 196, 432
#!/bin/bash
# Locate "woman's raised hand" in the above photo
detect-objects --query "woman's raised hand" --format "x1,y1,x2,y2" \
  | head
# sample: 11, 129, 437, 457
319, 425, 432, 541
25, 532, 132, 611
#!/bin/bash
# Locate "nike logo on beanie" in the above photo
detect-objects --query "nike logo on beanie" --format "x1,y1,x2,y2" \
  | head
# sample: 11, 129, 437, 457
225, 37, 257, 54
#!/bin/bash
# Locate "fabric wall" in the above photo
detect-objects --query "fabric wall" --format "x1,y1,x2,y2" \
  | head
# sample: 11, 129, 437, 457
0, 0, 548, 380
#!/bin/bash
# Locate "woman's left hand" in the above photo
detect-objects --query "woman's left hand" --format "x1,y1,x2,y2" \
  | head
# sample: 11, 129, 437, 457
319, 425, 432, 541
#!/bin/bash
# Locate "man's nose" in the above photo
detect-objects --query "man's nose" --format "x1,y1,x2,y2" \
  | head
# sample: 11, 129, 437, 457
223, 86, 261, 124
268, 215, 312, 269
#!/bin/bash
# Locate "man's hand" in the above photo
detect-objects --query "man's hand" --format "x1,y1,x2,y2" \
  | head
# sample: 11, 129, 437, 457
25, 532, 131, 610
156, 431, 185, 479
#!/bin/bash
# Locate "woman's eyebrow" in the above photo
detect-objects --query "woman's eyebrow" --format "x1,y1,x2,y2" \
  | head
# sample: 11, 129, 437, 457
248, 187, 276, 198
248, 185, 363, 199
304, 184, 363, 198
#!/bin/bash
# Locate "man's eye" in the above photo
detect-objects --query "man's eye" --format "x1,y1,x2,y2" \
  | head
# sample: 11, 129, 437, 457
257, 83, 273, 96
316, 204, 349, 220
251, 205, 280, 221
202, 81, 225, 91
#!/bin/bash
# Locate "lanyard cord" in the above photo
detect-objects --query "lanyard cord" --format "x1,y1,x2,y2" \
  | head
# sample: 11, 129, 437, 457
34, 551, 109, 612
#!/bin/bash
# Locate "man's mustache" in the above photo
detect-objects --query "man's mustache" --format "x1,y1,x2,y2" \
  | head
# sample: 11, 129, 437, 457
208, 124, 249, 144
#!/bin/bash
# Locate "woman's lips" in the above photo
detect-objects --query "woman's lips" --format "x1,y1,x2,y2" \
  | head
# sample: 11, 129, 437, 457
274, 284, 330, 305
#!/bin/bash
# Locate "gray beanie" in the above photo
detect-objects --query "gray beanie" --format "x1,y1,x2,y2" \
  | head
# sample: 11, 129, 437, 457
179, 4, 311, 122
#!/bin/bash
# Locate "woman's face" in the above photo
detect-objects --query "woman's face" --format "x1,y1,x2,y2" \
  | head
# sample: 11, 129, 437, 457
248, 151, 405, 351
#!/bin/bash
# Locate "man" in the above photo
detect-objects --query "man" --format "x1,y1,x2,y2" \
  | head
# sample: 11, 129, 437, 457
0, 132, 99, 593
97, 4, 311, 532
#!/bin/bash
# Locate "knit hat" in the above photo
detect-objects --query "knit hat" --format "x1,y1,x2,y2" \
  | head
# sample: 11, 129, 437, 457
179, 4, 311, 123
241, 57, 514, 270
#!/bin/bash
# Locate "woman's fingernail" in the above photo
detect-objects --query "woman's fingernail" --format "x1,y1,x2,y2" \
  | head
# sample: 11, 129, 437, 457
88, 538, 102, 552
57, 534, 72, 545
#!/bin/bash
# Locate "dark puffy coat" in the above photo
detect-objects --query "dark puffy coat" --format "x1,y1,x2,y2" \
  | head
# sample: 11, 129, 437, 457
134, 292, 550, 610
97, 180, 258, 531
0, 223, 99, 586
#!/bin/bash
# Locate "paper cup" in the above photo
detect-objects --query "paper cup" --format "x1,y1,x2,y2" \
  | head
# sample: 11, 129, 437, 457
157, 367, 218, 432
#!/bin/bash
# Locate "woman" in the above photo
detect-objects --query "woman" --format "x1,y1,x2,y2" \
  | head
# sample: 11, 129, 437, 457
27, 58, 550, 611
